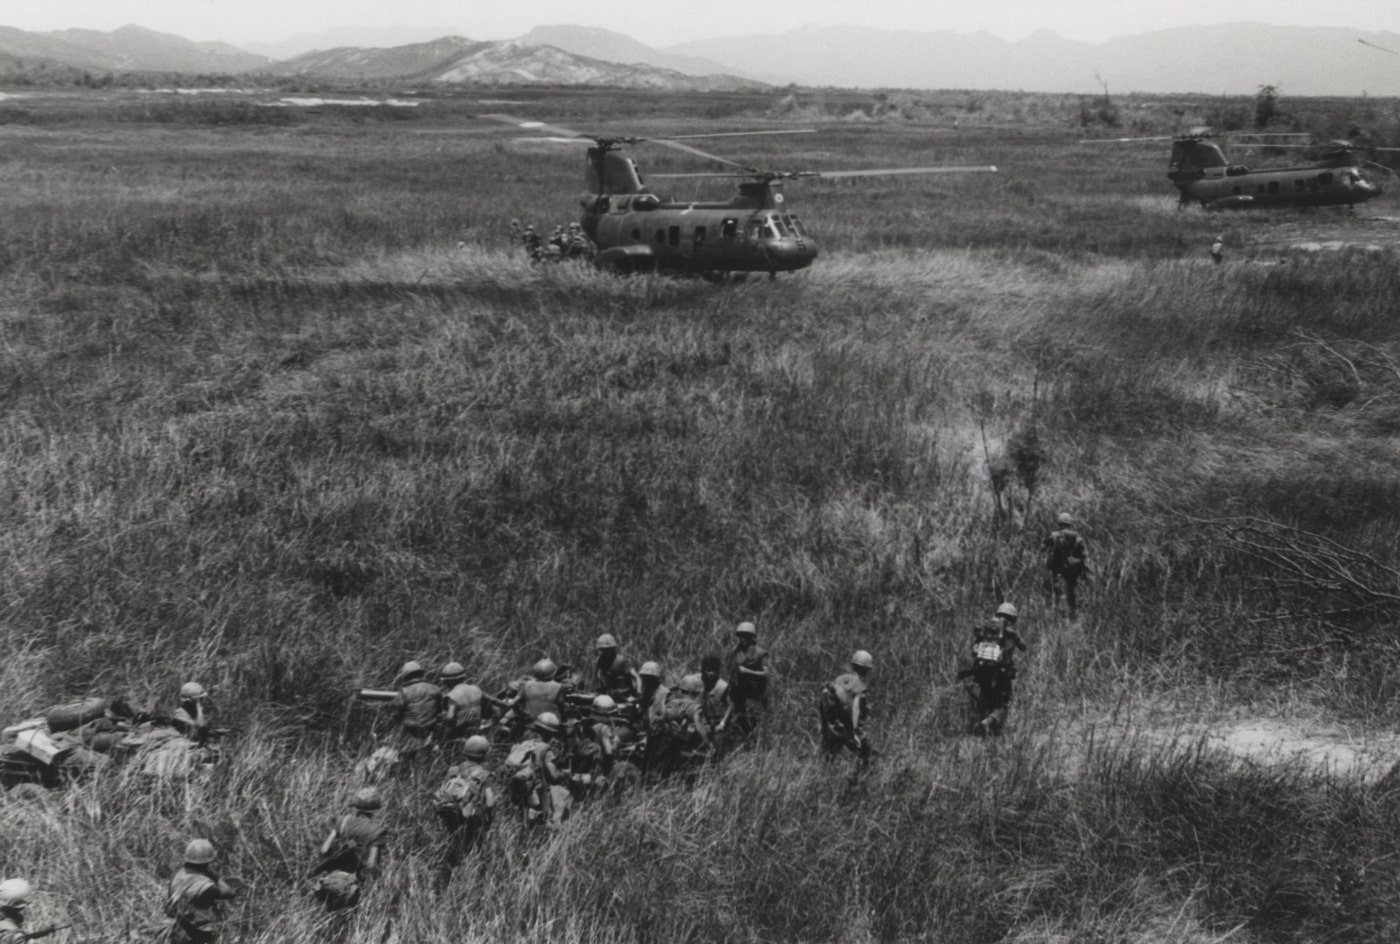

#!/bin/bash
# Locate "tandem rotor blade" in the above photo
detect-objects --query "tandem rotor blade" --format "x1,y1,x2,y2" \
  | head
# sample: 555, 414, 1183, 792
649, 165, 998, 180
810, 165, 998, 178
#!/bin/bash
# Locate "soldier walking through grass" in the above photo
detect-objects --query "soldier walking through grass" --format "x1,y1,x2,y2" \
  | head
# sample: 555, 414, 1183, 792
725, 621, 770, 743
166, 840, 239, 944
432, 736, 496, 892
505, 712, 574, 827
1044, 512, 1088, 618
818, 651, 875, 769
958, 619, 1025, 736
312, 787, 387, 911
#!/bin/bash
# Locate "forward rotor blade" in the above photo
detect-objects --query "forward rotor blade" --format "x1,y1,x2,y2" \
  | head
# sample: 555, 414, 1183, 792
662, 129, 818, 141
479, 113, 593, 140
650, 166, 999, 180
649, 138, 753, 169
1079, 136, 1176, 144
812, 166, 998, 178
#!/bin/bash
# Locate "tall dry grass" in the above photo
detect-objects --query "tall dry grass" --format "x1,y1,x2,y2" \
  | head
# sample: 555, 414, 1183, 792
2, 91, 1399, 941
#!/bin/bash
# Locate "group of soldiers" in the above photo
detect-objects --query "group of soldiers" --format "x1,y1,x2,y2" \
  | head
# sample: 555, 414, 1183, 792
1, 514, 1088, 942
508, 219, 594, 264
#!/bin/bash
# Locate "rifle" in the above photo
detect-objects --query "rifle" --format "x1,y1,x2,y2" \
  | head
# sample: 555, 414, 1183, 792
22, 924, 71, 941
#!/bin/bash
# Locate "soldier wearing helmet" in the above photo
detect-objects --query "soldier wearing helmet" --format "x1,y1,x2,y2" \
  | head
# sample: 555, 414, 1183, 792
173, 682, 213, 746
1043, 512, 1089, 618
504, 658, 570, 727
593, 634, 641, 702
167, 839, 239, 943
987, 604, 1028, 669
389, 660, 443, 758
818, 651, 875, 767
0, 879, 35, 944
725, 621, 770, 742
439, 661, 504, 743
506, 713, 574, 826
313, 788, 388, 910
651, 673, 713, 773
959, 618, 1025, 736
431, 736, 496, 892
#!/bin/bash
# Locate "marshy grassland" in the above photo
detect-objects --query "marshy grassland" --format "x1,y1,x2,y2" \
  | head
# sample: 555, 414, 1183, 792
2, 86, 1400, 942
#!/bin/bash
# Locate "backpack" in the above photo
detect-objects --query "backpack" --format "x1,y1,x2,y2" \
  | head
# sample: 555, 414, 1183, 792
434, 768, 489, 827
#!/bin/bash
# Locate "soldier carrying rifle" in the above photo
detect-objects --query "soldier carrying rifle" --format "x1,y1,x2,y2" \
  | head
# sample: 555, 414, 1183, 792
0, 879, 69, 944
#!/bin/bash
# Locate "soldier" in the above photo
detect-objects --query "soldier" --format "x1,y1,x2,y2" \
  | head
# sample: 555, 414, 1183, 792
313, 787, 387, 911
650, 674, 712, 776
389, 661, 443, 758
593, 635, 642, 702
725, 621, 770, 742
172, 682, 213, 746
504, 658, 569, 728
637, 661, 669, 735
1210, 233, 1224, 264
818, 651, 874, 768
958, 620, 1024, 736
166, 840, 239, 944
1043, 512, 1089, 618
431, 736, 495, 892
522, 225, 543, 262
505, 713, 573, 827
992, 603, 1028, 668
699, 655, 731, 735
0, 879, 65, 944
440, 662, 504, 743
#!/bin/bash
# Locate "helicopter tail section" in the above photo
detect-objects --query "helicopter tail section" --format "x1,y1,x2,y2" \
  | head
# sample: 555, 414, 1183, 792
1167, 138, 1229, 181
587, 148, 646, 195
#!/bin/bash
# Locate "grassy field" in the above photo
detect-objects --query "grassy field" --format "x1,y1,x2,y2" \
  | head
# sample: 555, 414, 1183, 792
2, 86, 1400, 943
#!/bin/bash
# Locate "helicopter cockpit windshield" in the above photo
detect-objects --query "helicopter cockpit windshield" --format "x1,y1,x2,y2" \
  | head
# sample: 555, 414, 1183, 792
748, 214, 808, 240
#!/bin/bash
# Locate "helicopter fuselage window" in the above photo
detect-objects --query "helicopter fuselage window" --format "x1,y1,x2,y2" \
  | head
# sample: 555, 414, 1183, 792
1294, 180, 1307, 192
655, 229, 665, 244
1318, 173, 1334, 186
1267, 181, 1279, 195
721, 218, 738, 239
694, 226, 707, 247
668, 225, 680, 247
769, 215, 789, 236
632, 228, 641, 241
785, 215, 806, 237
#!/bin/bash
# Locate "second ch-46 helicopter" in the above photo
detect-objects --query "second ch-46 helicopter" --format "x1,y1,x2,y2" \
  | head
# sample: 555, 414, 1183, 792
1085, 129, 1394, 210
486, 114, 996, 277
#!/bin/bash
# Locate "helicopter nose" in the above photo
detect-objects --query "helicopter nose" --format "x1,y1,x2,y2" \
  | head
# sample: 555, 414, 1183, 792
764, 238, 819, 271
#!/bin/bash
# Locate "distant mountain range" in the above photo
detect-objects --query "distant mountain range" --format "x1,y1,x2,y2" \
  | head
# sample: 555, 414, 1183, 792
0, 23, 268, 74
263, 36, 763, 90
0, 21, 1398, 95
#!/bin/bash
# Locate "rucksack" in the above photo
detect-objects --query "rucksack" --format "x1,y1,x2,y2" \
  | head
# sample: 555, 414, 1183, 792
434, 768, 489, 826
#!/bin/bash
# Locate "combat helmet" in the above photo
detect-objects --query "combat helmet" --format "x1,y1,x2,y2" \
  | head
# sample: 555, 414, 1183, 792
0, 879, 31, 909
463, 735, 490, 761
183, 839, 217, 865
535, 711, 562, 735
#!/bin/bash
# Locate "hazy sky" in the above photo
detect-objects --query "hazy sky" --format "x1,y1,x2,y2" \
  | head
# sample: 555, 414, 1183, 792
4, 0, 1400, 47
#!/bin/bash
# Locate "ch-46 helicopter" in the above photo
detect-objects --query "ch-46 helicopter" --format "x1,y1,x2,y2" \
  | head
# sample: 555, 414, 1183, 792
1085, 129, 1394, 210
485, 114, 996, 277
